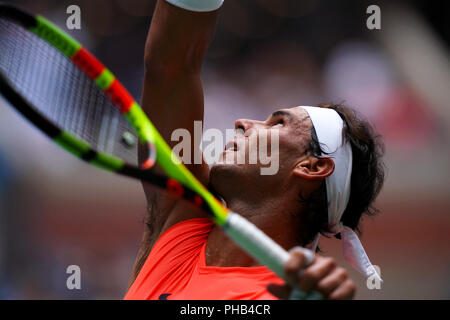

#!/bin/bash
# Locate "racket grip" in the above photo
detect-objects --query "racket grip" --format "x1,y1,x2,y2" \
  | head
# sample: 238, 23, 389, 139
223, 212, 312, 279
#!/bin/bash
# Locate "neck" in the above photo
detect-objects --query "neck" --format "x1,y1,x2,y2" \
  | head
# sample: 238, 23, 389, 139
205, 192, 303, 267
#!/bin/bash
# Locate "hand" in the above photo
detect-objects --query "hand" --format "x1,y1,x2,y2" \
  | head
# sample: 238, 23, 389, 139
267, 247, 356, 300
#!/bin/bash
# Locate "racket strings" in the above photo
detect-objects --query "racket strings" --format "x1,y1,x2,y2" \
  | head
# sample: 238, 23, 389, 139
0, 18, 138, 165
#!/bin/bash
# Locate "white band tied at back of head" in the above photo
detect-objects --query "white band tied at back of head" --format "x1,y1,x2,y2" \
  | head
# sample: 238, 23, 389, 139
300, 106, 382, 283
165, 0, 224, 12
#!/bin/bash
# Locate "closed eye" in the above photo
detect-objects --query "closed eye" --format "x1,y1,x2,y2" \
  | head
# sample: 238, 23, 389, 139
272, 118, 284, 127
267, 110, 292, 128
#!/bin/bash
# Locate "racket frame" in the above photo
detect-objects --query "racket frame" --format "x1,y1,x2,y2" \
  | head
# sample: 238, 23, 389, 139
0, 4, 317, 285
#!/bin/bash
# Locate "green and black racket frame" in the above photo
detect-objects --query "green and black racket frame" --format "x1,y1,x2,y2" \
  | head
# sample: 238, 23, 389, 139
0, 3, 315, 287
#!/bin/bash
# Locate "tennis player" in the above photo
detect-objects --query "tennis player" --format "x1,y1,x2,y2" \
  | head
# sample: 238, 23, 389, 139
125, 0, 385, 300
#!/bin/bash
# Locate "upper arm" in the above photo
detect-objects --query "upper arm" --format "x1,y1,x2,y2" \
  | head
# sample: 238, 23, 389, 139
140, 47, 211, 231
129, 0, 219, 286
140, 0, 218, 235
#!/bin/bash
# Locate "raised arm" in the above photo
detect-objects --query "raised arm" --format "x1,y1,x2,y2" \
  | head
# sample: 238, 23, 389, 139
130, 0, 221, 285
141, 0, 219, 199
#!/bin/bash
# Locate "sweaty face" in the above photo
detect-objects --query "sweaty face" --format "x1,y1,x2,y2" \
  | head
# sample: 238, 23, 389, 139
210, 107, 313, 196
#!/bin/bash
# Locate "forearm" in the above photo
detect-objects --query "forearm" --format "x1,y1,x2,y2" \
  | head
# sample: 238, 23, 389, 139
140, 0, 218, 194
145, 0, 219, 73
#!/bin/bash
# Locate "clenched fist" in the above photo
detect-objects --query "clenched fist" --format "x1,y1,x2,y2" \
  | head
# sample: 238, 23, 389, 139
267, 247, 356, 300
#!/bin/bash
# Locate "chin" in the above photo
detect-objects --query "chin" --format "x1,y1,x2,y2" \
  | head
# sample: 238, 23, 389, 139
210, 161, 234, 179
210, 160, 242, 190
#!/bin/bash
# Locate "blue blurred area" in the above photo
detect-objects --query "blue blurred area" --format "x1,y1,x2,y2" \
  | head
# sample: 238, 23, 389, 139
0, 150, 14, 298
0, 151, 13, 188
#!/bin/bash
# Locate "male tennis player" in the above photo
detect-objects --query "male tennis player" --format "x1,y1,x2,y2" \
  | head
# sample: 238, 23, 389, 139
125, 0, 384, 300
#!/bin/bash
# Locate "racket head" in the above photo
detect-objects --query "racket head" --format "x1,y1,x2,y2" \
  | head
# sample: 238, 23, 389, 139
0, 3, 156, 174
0, 5, 300, 283
0, 3, 229, 224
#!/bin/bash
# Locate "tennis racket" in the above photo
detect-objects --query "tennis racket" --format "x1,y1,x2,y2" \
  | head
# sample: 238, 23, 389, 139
0, 4, 313, 286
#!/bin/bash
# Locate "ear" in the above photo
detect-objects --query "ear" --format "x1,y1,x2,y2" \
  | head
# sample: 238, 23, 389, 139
293, 157, 335, 181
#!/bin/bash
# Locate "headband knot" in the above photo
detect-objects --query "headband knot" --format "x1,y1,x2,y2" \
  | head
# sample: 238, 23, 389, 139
324, 222, 344, 236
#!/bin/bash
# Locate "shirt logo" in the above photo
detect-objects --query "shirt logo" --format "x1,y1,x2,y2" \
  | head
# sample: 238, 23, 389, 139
158, 293, 172, 300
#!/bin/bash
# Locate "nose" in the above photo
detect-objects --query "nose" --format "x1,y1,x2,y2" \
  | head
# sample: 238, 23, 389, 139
235, 118, 257, 133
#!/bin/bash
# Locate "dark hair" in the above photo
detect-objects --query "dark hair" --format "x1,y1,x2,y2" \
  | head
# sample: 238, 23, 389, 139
298, 103, 385, 248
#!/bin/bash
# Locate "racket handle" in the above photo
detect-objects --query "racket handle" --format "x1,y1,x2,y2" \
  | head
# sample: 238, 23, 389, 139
223, 212, 314, 279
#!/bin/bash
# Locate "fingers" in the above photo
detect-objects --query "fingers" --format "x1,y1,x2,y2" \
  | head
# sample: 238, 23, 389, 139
328, 278, 356, 300
284, 247, 315, 287
297, 256, 336, 293
316, 266, 349, 298
271, 247, 357, 300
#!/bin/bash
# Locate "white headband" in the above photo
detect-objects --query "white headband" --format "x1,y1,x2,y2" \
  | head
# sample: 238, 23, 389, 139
300, 106, 382, 282
165, 0, 224, 12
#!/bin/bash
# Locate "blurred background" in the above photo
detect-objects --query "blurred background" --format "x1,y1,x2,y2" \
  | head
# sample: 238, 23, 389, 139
0, 0, 449, 299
